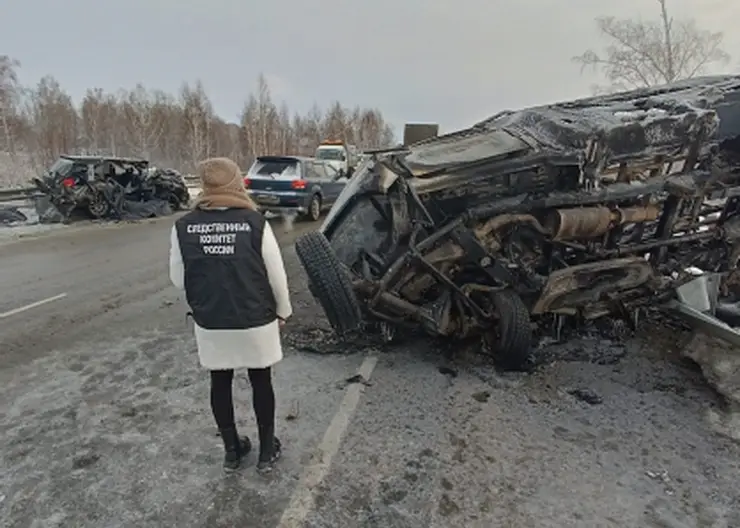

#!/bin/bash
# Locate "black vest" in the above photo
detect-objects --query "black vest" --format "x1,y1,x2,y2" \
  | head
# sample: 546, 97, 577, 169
174, 208, 277, 330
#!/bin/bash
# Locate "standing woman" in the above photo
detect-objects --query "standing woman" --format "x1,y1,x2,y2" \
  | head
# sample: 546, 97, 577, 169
169, 157, 292, 474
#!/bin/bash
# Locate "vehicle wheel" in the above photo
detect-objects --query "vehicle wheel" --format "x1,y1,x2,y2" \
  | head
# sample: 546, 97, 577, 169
87, 192, 110, 219
307, 194, 321, 221
486, 289, 533, 371
295, 231, 363, 335
167, 192, 181, 211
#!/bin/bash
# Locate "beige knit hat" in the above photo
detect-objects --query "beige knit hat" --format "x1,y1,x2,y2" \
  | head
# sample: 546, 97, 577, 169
194, 157, 258, 210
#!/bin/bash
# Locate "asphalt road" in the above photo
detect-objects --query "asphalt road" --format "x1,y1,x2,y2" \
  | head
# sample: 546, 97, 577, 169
1, 215, 740, 528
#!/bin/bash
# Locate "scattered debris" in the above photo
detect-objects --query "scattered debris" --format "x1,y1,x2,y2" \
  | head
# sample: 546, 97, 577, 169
337, 374, 372, 389
646, 469, 676, 495
0, 205, 27, 226
471, 390, 491, 402
568, 388, 604, 405
71, 452, 100, 470
286, 401, 300, 421
681, 332, 740, 442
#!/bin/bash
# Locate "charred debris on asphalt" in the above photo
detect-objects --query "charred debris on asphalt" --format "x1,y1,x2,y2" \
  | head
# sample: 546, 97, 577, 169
296, 75, 740, 370
29, 155, 189, 223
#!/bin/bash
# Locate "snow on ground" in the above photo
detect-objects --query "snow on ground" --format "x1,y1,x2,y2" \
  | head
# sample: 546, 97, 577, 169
0, 200, 68, 244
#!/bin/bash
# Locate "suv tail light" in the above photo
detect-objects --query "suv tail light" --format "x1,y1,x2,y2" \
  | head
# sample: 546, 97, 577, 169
62, 177, 75, 188
291, 179, 307, 189
243, 177, 251, 188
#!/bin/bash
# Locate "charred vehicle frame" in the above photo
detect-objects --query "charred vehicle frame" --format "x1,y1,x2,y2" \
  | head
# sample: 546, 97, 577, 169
32, 155, 190, 221
296, 76, 740, 369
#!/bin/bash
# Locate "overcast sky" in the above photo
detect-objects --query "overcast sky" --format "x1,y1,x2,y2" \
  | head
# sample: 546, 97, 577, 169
2, 0, 738, 134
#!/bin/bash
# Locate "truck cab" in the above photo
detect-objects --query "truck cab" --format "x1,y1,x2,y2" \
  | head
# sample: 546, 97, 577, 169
315, 141, 358, 177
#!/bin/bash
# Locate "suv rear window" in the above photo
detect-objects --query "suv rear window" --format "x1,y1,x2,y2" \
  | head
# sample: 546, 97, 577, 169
249, 158, 300, 179
48, 158, 76, 177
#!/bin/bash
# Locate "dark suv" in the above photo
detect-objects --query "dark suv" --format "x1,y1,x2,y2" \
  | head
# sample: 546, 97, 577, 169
33, 155, 189, 220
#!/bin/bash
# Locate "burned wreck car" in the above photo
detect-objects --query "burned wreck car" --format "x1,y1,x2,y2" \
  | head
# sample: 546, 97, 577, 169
296, 75, 740, 370
31, 155, 189, 222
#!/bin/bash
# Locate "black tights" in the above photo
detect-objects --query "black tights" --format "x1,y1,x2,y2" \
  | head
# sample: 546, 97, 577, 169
210, 368, 275, 449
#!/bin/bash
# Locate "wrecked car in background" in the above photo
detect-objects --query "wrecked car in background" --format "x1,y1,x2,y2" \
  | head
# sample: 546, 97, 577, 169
296, 75, 740, 370
32, 155, 189, 223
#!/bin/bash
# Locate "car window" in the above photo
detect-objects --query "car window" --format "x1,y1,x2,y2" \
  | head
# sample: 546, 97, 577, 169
311, 161, 328, 179
249, 158, 300, 179
300, 161, 316, 180
48, 158, 75, 177
316, 148, 345, 161
323, 163, 340, 179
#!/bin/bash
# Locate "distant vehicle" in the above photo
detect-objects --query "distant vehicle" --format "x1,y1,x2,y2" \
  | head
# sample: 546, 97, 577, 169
32, 155, 189, 219
315, 141, 359, 177
244, 156, 349, 221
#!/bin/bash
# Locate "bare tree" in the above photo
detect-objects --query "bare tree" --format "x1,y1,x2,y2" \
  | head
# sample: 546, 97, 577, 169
0, 63, 396, 186
239, 94, 259, 163
121, 84, 164, 158
150, 90, 181, 166
255, 74, 278, 155
276, 103, 292, 155
0, 55, 21, 155
180, 80, 214, 171
80, 88, 120, 154
574, 0, 730, 91
322, 101, 347, 141
24, 76, 78, 168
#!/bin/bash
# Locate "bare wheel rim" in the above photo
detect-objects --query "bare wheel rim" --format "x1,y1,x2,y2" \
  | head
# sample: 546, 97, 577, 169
88, 194, 108, 217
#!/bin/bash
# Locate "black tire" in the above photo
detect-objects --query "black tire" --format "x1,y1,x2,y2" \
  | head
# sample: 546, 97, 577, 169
295, 231, 363, 335
487, 289, 533, 371
306, 194, 321, 221
167, 192, 182, 211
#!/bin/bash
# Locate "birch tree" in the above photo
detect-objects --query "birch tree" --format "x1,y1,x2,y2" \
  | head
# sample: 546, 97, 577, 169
121, 84, 164, 158
0, 55, 21, 156
180, 80, 213, 171
574, 0, 730, 91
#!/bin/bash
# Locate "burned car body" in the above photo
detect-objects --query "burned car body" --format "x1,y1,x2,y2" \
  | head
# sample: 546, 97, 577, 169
32, 155, 189, 222
296, 75, 740, 369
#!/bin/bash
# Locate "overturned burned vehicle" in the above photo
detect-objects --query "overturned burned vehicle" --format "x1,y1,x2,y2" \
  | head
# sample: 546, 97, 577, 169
32, 155, 189, 222
296, 75, 740, 369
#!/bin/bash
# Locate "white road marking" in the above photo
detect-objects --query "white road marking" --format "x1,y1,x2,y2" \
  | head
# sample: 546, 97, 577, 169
0, 293, 68, 319
277, 355, 379, 528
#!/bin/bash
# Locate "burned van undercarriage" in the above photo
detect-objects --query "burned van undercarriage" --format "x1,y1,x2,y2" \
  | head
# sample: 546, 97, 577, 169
296, 75, 740, 369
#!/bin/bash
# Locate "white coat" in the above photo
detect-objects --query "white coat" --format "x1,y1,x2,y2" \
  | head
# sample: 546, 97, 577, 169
169, 220, 292, 370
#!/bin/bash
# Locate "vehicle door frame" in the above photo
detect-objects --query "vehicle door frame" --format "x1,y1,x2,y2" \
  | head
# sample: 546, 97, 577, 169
302, 159, 326, 207
317, 160, 348, 205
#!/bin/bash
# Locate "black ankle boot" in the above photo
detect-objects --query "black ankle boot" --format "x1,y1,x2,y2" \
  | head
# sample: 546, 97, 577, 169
257, 430, 282, 475
219, 426, 252, 472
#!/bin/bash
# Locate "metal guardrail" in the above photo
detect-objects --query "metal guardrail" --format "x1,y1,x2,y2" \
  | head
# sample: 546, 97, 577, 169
0, 187, 37, 203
